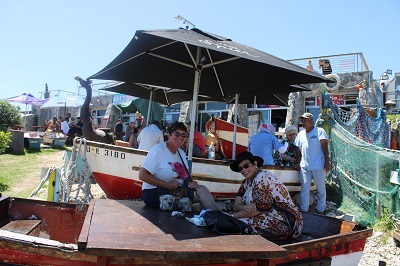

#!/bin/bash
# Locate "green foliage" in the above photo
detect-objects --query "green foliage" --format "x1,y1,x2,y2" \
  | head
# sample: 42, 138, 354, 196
0, 100, 22, 131
387, 114, 400, 125
0, 131, 11, 154
373, 208, 397, 244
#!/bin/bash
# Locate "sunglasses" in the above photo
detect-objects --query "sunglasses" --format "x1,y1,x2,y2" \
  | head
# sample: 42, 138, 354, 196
238, 163, 251, 172
173, 131, 188, 138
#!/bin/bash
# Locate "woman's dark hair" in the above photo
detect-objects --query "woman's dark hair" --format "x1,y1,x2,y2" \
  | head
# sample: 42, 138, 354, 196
167, 121, 187, 134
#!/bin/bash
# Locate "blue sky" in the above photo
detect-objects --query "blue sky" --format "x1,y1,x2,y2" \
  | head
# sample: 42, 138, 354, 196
1, 0, 399, 110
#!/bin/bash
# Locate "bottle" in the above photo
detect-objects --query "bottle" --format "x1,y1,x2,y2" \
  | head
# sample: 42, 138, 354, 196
208, 142, 215, 160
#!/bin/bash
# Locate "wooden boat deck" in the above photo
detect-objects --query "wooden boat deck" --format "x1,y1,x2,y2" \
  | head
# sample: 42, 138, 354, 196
78, 199, 288, 266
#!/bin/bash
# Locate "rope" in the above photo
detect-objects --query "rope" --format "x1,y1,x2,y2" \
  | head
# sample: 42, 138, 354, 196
29, 166, 57, 198
58, 137, 93, 204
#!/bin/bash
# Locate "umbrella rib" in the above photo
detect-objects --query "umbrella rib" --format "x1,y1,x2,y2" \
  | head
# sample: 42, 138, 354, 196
147, 52, 193, 68
93, 52, 147, 77
184, 43, 197, 66
162, 90, 170, 106
206, 49, 225, 98
93, 40, 180, 77
203, 56, 241, 68
273, 94, 288, 106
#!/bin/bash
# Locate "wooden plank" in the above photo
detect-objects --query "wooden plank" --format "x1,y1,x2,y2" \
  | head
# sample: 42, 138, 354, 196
81, 199, 287, 263
1, 220, 42, 236
78, 199, 96, 251
0, 197, 10, 228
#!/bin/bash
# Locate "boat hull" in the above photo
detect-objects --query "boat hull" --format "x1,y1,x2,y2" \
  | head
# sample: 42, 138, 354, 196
79, 139, 314, 200
214, 118, 249, 159
0, 197, 372, 266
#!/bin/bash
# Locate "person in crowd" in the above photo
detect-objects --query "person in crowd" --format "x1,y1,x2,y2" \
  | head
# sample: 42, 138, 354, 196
137, 120, 164, 151
273, 125, 298, 166
187, 122, 206, 157
306, 59, 314, 72
65, 112, 71, 121
319, 58, 332, 75
68, 117, 76, 135
229, 151, 303, 240
248, 123, 288, 166
129, 125, 143, 149
123, 122, 135, 142
45, 117, 59, 132
114, 119, 123, 134
60, 117, 70, 134
74, 117, 83, 136
138, 121, 220, 210
295, 113, 331, 214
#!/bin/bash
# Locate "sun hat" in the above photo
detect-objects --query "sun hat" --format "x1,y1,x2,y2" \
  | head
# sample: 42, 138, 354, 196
230, 151, 264, 172
298, 112, 313, 119
285, 125, 298, 135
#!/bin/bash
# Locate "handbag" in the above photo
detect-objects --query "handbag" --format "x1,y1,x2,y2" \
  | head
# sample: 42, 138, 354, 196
202, 210, 254, 235
158, 151, 193, 212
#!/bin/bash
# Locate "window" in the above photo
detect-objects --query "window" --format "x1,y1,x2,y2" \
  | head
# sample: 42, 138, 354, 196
206, 102, 227, 110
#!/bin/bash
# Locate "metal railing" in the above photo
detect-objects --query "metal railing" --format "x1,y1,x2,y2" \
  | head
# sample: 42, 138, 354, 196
289, 52, 369, 74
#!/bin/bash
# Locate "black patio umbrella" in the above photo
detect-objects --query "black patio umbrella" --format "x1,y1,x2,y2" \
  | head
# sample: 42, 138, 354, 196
89, 27, 330, 164
101, 82, 212, 106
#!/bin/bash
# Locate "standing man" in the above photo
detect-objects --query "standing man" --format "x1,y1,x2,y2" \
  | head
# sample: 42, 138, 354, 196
294, 113, 331, 214
137, 120, 164, 151
60, 117, 70, 135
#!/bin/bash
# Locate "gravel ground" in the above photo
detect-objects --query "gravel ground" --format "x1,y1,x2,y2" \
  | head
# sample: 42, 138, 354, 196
358, 231, 400, 266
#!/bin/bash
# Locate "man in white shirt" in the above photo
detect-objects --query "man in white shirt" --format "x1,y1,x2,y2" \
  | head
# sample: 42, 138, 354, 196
60, 117, 70, 134
137, 120, 164, 151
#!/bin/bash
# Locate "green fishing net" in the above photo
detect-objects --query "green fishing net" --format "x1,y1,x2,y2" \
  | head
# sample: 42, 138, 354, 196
322, 93, 399, 226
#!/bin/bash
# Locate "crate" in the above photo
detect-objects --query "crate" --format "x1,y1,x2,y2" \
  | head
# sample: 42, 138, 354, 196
54, 138, 67, 147
28, 139, 42, 149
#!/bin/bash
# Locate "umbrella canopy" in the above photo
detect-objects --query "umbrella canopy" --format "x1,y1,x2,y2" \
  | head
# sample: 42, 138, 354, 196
5, 93, 48, 128
101, 82, 212, 106
5, 93, 47, 106
89, 27, 331, 164
89, 28, 330, 101
40, 94, 85, 109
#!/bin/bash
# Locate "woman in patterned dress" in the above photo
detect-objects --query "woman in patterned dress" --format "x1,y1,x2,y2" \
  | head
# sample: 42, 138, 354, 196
230, 151, 303, 240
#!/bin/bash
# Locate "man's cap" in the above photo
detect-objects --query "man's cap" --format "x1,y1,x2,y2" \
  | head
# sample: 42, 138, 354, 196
285, 125, 298, 135
299, 112, 314, 119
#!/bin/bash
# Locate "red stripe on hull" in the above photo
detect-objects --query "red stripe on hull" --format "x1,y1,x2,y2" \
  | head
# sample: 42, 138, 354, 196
0, 247, 96, 266
92, 172, 143, 200
276, 238, 367, 264
93, 172, 237, 200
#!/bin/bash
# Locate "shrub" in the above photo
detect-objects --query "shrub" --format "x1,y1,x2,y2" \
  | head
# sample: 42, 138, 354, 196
0, 100, 22, 131
0, 131, 11, 154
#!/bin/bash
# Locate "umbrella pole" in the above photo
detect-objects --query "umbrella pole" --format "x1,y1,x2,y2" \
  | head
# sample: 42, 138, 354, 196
146, 89, 154, 126
232, 94, 239, 159
188, 47, 201, 173
24, 103, 28, 130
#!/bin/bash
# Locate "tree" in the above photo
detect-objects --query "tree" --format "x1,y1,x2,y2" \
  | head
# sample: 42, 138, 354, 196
0, 100, 22, 131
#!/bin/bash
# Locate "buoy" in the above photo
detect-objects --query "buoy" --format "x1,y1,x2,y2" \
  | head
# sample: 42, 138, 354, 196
322, 74, 341, 94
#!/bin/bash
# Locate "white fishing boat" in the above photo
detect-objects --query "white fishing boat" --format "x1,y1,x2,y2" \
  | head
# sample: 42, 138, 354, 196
76, 138, 315, 200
